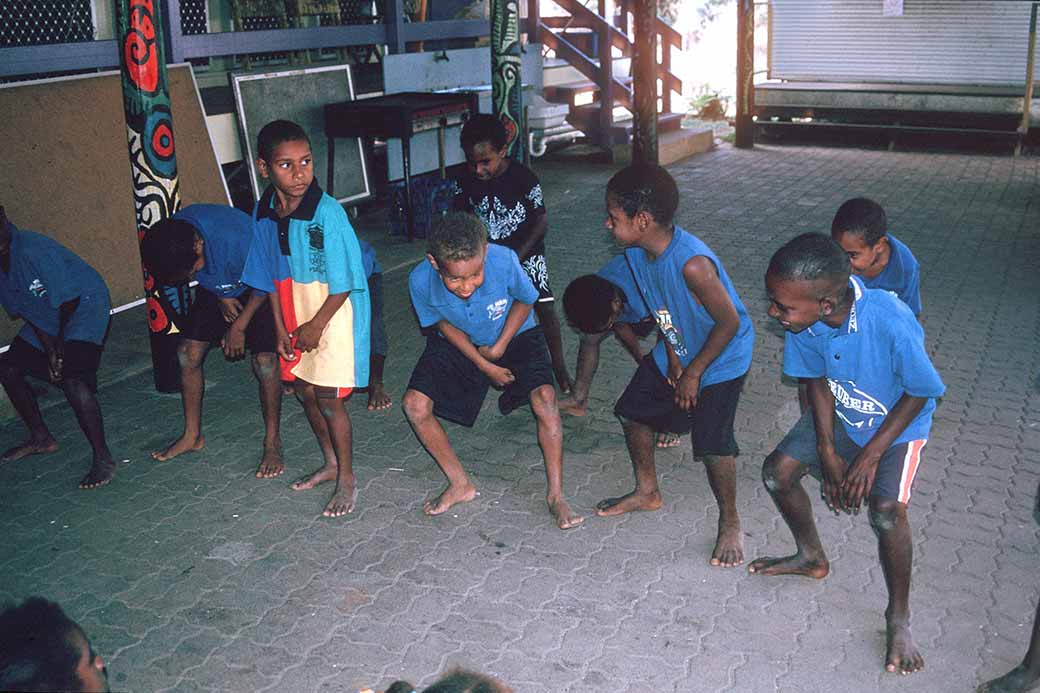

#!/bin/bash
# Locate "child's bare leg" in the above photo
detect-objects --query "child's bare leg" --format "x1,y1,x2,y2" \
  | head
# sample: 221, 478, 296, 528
597, 417, 663, 516
152, 338, 208, 461
978, 601, 1040, 692
290, 382, 338, 491
315, 394, 356, 517
252, 352, 284, 478
748, 452, 829, 577
870, 497, 924, 675
529, 384, 584, 529
534, 301, 572, 394
703, 454, 743, 567
0, 362, 58, 461
62, 376, 116, 489
402, 388, 477, 514
367, 353, 392, 411
559, 335, 600, 417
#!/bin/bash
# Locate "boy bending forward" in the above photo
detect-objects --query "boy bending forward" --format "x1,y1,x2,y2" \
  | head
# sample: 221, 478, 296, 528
402, 212, 583, 530
752, 233, 945, 675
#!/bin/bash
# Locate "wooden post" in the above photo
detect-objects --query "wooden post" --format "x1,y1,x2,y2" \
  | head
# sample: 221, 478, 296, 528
527, 0, 540, 44
735, 0, 755, 149
1017, 2, 1038, 155
660, 27, 671, 114
598, 16, 615, 148
117, 0, 184, 392
492, 0, 526, 160
631, 0, 657, 163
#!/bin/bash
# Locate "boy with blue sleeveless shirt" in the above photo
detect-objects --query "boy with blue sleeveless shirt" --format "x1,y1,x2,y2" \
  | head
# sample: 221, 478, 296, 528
599, 165, 755, 569
140, 204, 284, 478
831, 197, 922, 316
402, 212, 583, 530
750, 233, 945, 676
0, 206, 116, 489
242, 120, 370, 518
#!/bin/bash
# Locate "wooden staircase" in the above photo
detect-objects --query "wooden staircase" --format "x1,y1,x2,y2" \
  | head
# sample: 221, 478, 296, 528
529, 0, 685, 154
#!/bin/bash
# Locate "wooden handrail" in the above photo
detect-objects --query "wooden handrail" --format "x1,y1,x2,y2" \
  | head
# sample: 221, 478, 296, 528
618, 0, 681, 48
538, 23, 633, 108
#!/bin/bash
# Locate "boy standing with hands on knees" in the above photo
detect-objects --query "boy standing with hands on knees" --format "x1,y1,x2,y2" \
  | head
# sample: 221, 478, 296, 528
243, 120, 370, 518
402, 212, 583, 530
600, 164, 754, 568
752, 233, 944, 675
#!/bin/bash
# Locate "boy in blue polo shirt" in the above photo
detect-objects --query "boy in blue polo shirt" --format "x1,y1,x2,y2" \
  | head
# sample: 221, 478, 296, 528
831, 197, 922, 316
599, 164, 754, 569
559, 259, 681, 449
750, 233, 945, 676
0, 206, 116, 489
402, 211, 583, 530
243, 120, 370, 519
140, 204, 284, 477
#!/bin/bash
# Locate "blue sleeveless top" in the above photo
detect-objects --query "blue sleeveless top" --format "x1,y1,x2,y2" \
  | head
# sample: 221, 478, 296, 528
624, 226, 754, 388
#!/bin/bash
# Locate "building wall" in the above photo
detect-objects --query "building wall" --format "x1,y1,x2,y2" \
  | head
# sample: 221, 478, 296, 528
771, 0, 1039, 86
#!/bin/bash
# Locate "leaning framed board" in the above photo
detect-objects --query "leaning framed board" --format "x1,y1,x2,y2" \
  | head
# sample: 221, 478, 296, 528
230, 64, 371, 206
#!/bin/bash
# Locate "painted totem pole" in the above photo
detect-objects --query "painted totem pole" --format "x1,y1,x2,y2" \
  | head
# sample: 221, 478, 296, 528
491, 0, 525, 161
117, 0, 185, 391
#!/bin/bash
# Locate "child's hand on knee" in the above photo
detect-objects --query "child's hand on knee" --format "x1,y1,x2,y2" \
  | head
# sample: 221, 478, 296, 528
483, 364, 515, 388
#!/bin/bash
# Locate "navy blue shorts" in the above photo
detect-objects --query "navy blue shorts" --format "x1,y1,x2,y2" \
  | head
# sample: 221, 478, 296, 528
369, 273, 388, 357
181, 287, 276, 354
614, 355, 745, 457
406, 326, 553, 428
2, 336, 104, 392
776, 411, 927, 505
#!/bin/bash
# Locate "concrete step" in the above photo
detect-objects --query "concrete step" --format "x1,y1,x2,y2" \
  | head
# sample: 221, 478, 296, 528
611, 126, 715, 165
543, 76, 634, 107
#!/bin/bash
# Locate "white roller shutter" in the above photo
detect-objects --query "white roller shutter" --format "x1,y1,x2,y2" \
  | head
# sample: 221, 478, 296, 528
771, 1, 1039, 86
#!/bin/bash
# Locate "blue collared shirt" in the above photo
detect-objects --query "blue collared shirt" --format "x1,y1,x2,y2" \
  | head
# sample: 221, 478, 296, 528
409, 244, 538, 346
0, 226, 110, 347
173, 204, 254, 298
862, 233, 921, 315
783, 275, 945, 447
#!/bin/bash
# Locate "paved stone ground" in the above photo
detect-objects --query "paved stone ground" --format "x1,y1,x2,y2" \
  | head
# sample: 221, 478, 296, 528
1, 144, 1038, 693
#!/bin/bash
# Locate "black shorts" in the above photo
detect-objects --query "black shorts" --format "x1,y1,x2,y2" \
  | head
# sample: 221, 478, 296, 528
776, 411, 927, 505
181, 287, 276, 354
406, 326, 553, 427
2, 336, 104, 392
614, 355, 745, 457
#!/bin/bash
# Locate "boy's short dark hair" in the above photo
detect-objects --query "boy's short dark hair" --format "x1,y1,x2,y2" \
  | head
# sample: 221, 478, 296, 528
767, 232, 851, 291
428, 212, 488, 264
606, 164, 679, 225
831, 197, 887, 246
563, 274, 623, 334
0, 598, 82, 692
257, 119, 310, 163
139, 218, 198, 285
460, 113, 509, 153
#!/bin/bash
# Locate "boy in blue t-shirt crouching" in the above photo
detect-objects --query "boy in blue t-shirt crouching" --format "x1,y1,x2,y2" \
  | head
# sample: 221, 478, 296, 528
751, 233, 945, 676
599, 165, 755, 569
402, 212, 583, 530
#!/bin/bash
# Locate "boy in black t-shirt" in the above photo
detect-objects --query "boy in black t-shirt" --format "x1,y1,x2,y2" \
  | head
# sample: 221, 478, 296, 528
452, 114, 572, 393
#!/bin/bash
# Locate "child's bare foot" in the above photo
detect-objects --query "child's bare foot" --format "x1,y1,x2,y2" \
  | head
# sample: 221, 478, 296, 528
709, 521, 744, 567
2, 437, 59, 462
323, 477, 358, 517
255, 445, 284, 478
548, 497, 585, 529
885, 619, 924, 675
423, 481, 478, 516
367, 383, 392, 411
291, 465, 337, 490
151, 434, 204, 461
595, 489, 663, 516
557, 396, 587, 417
978, 666, 1040, 692
655, 432, 681, 448
79, 457, 115, 489
747, 553, 829, 578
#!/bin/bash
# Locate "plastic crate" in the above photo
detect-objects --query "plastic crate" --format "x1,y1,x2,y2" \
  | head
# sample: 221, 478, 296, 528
388, 175, 455, 238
